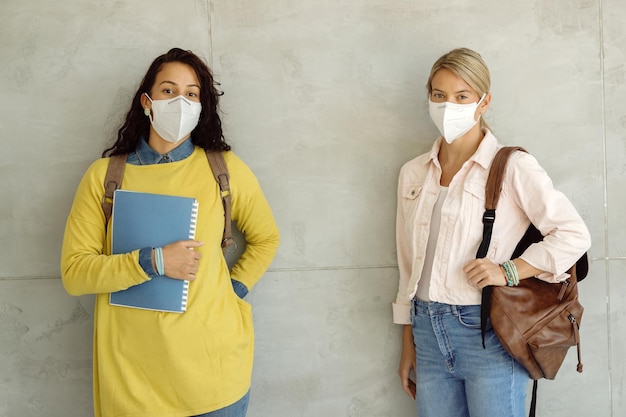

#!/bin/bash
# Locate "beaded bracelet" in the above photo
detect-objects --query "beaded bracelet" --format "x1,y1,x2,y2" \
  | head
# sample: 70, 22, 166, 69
499, 266, 509, 286
510, 261, 520, 286
502, 261, 514, 286
503, 260, 516, 286
501, 260, 520, 287
154, 247, 165, 276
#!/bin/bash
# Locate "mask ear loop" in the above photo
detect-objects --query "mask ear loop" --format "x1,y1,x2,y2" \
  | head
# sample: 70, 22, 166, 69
476, 92, 488, 120
477, 92, 487, 107
143, 93, 154, 121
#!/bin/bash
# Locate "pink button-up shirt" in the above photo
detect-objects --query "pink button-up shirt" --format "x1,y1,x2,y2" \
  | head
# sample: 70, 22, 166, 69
393, 131, 591, 324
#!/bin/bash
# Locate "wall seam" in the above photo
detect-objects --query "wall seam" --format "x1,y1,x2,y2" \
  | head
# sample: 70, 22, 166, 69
207, 0, 214, 68
268, 265, 398, 272
598, 0, 613, 415
0, 275, 60, 281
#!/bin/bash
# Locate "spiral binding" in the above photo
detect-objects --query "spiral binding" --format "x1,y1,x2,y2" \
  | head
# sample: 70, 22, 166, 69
180, 199, 199, 312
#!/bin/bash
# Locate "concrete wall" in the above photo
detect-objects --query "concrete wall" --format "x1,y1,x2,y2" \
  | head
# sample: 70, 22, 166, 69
0, 0, 623, 416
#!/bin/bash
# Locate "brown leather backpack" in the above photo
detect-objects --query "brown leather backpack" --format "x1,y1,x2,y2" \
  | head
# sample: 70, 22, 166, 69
476, 146, 589, 417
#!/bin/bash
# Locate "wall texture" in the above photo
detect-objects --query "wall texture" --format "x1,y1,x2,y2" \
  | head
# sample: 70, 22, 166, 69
0, 0, 623, 416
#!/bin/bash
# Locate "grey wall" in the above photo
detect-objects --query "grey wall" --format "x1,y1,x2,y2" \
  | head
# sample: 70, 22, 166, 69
0, 0, 623, 416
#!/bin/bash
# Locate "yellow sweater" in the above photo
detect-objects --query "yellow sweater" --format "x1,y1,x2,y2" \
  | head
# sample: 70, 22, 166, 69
61, 148, 280, 417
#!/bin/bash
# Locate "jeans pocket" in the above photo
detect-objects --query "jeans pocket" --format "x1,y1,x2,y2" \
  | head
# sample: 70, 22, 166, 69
457, 305, 481, 328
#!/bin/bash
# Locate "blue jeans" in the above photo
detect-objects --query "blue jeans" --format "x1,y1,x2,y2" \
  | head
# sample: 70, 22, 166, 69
192, 391, 249, 417
411, 300, 529, 417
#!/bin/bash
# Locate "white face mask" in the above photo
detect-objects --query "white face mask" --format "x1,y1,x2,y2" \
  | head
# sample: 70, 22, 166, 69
428, 93, 486, 144
145, 94, 202, 144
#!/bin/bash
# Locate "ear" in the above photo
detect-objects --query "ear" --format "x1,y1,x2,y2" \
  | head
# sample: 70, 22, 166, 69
479, 93, 491, 114
140, 93, 151, 112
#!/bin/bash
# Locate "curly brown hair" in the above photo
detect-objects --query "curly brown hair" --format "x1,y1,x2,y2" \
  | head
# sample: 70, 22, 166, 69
102, 48, 230, 157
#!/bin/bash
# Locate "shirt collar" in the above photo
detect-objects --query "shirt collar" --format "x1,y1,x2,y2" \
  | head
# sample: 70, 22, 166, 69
133, 137, 195, 165
425, 129, 498, 169
426, 137, 444, 165
471, 129, 499, 169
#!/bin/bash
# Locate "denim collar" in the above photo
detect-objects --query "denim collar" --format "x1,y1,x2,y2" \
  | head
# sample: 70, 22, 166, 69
127, 137, 195, 165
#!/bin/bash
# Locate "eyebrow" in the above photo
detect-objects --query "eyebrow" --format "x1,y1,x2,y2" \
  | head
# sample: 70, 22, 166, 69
159, 80, 201, 89
432, 87, 472, 94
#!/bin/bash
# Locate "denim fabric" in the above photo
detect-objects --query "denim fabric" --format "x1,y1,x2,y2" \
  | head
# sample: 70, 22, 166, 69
127, 136, 195, 165
191, 391, 249, 417
411, 299, 529, 417
231, 279, 249, 298
138, 247, 158, 277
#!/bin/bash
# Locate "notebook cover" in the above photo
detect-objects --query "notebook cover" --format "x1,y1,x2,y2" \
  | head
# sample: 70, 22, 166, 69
109, 190, 198, 313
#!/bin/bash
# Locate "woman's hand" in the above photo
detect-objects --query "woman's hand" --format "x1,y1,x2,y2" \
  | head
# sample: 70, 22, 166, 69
463, 258, 507, 288
160, 240, 204, 281
399, 324, 417, 400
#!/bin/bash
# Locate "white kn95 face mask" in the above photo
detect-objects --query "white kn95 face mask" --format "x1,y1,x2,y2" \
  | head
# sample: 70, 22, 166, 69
428, 93, 486, 144
145, 94, 202, 144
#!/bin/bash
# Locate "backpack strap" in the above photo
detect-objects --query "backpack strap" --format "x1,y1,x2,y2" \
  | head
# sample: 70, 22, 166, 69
477, 146, 536, 417
475, 146, 527, 260
485, 146, 527, 210
205, 150, 236, 251
101, 151, 235, 251
102, 154, 128, 225
478, 146, 528, 346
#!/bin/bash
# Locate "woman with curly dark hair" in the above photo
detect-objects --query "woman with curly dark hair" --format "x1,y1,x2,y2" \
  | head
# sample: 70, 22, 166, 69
62, 48, 279, 417
103, 47, 230, 156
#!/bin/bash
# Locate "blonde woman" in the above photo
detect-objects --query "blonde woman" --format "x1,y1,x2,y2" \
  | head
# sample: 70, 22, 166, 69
393, 48, 590, 416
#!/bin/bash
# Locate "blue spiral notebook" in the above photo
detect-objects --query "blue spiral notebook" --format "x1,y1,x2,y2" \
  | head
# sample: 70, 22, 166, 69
109, 190, 199, 313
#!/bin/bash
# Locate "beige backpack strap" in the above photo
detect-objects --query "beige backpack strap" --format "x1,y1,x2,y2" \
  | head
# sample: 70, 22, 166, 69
205, 150, 235, 251
102, 154, 128, 224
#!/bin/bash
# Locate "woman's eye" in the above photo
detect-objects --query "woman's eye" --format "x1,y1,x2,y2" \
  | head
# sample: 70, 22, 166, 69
188, 92, 198, 97
433, 93, 444, 99
163, 88, 174, 94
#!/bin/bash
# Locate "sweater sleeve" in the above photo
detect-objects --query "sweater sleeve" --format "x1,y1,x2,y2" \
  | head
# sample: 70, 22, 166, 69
226, 153, 280, 290
60, 159, 151, 296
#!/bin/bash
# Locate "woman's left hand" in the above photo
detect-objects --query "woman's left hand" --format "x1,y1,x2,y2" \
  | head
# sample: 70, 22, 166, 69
463, 259, 507, 288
